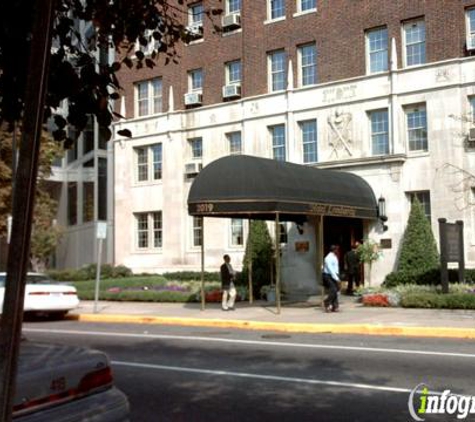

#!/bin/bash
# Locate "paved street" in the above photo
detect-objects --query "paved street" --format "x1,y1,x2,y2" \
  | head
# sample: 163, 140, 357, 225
23, 320, 475, 422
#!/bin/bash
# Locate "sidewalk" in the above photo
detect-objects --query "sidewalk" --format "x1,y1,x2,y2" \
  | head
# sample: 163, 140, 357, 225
69, 296, 475, 339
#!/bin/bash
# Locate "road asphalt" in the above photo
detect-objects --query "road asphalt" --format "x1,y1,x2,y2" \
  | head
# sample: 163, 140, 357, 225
68, 295, 475, 340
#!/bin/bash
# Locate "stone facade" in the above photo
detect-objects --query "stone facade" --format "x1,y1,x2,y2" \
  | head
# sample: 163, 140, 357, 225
113, 0, 475, 289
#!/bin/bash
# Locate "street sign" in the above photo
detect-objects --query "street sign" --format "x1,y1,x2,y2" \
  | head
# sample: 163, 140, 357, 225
96, 222, 107, 239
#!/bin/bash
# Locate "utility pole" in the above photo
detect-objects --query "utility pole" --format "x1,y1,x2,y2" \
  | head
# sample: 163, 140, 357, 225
0, 1, 56, 420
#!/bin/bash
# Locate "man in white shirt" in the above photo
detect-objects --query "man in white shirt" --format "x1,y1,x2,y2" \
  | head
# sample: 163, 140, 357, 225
220, 254, 237, 311
322, 245, 341, 312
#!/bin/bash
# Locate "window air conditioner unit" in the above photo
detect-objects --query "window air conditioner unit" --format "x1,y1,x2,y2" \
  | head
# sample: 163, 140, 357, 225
184, 92, 203, 106
468, 128, 475, 147
184, 162, 203, 177
222, 84, 241, 99
186, 23, 203, 38
222, 13, 241, 29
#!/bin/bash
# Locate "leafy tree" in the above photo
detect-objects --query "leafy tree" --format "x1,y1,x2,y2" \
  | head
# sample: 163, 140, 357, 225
0, 127, 64, 269
356, 238, 382, 287
241, 221, 274, 298
398, 198, 439, 274
0, 1, 222, 141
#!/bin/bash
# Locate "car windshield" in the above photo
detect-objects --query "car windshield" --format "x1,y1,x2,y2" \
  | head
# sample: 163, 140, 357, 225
0, 274, 53, 287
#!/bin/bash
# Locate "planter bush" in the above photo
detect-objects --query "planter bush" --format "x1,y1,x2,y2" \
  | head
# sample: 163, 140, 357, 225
400, 292, 475, 309
384, 268, 475, 288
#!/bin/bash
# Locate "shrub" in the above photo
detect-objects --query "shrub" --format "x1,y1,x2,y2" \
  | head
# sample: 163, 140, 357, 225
400, 292, 475, 309
47, 264, 134, 281
241, 220, 274, 298
397, 198, 439, 276
384, 268, 475, 288
162, 271, 220, 282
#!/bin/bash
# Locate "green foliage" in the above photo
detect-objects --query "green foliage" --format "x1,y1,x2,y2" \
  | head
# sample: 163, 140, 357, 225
356, 239, 382, 265
241, 221, 274, 297
47, 264, 133, 281
383, 268, 475, 288
397, 198, 439, 275
162, 271, 220, 282
400, 292, 475, 309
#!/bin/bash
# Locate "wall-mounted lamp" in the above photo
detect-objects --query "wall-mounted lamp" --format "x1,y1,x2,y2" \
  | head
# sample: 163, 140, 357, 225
378, 196, 388, 231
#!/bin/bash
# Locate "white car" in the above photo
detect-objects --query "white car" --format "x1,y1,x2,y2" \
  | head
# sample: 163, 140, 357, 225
14, 340, 129, 421
0, 272, 80, 318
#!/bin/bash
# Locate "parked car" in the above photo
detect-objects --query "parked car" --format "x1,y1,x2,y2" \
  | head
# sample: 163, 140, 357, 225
14, 339, 129, 421
0, 272, 79, 318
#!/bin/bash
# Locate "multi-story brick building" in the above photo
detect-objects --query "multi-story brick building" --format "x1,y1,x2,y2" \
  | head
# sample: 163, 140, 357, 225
112, 0, 475, 294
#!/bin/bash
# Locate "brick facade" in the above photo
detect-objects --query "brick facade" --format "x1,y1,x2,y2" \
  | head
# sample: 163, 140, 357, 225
117, 0, 475, 117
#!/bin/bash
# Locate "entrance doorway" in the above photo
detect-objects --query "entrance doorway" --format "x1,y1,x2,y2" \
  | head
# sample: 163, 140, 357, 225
323, 216, 364, 269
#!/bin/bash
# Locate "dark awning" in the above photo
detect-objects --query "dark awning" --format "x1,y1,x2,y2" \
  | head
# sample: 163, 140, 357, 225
188, 155, 378, 221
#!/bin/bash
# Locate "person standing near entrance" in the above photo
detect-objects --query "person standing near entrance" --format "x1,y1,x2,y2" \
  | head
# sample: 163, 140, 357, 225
323, 245, 341, 312
220, 254, 237, 311
344, 241, 361, 295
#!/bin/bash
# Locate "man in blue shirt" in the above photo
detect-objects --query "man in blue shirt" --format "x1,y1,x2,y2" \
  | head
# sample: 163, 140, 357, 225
322, 244, 341, 312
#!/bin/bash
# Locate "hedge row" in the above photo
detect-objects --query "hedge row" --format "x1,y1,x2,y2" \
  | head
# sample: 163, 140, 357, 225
400, 292, 475, 309
383, 268, 475, 288
48, 264, 133, 281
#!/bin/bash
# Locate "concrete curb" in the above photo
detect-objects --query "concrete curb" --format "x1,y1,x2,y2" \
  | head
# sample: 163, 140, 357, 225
70, 313, 475, 339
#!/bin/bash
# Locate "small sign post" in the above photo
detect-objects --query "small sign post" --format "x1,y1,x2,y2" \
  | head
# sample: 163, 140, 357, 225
94, 222, 107, 313
438, 219, 464, 294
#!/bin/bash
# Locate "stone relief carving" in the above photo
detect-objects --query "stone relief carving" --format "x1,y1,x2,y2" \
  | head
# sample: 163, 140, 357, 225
435, 68, 452, 83
327, 109, 353, 159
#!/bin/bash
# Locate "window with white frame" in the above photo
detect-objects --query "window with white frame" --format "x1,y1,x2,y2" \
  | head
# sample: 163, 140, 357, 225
298, 0, 316, 13
407, 191, 431, 220
406, 104, 427, 151
193, 216, 203, 247
466, 7, 475, 50
369, 109, 389, 156
403, 20, 426, 67
269, 0, 285, 20
189, 137, 203, 159
279, 223, 288, 244
226, 0, 241, 14
189, 69, 203, 92
226, 60, 241, 85
136, 29, 161, 56
300, 119, 318, 163
270, 124, 286, 161
299, 43, 317, 86
136, 78, 163, 117
135, 211, 163, 249
135, 144, 162, 182
366, 27, 388, 73
231, 219, 244, 246
189, 2, 204, 26
227, 132, 242, 154
268, 50, 287, 92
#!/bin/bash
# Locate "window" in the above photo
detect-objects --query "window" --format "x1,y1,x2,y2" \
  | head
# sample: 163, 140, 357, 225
231, 219, 244, 246
227, 0, 241, 14
408, 191, 431, 220
189, 137, 203, 159
279, 223, 288, 244
298, 0, 316, 13
470, 97, 475, 123
227, 132, 242, 154
67, 182, 77, 226
366, 27, 388, 73
369, 109, 389, 155
269, 50, 287, 92
98, 158, 107, 221
136, 29, 161, 56
189, 69, 203, 92
135, 211, 163, 249
269, 0, 285, 20
226, 60, 241, 85
403, 20, 426, 67
83, 160, 94, 223
270, 124, 286, 161
466, 8, 475, 49
189, 2, 204, 26
136, 78, 163, 117
83, 115, 95, 154
299, 43, 317, 86
406, 105, 427, 151
193, 217, 203, 247
300, 120, 318, 163
135, 143, 162, 182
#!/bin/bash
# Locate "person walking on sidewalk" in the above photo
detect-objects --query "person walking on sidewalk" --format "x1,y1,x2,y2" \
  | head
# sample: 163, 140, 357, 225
323, 245, 341, 312
220, 254, 237, 311
344, 241, 361, 295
